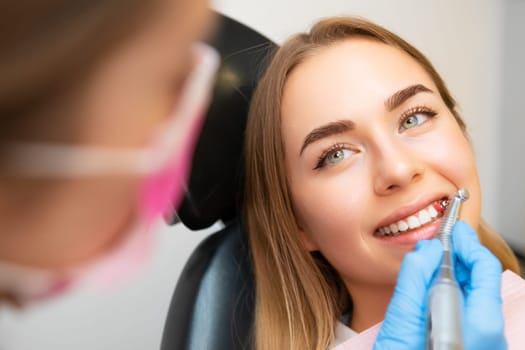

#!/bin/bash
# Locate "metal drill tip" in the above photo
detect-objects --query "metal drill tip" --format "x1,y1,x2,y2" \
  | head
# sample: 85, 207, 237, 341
455, 188, 469, 202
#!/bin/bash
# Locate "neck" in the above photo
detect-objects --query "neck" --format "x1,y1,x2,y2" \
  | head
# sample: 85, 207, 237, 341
347, 282, 395, 332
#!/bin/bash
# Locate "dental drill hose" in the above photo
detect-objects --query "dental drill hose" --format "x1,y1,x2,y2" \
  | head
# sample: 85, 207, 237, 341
426, 188, 469, 350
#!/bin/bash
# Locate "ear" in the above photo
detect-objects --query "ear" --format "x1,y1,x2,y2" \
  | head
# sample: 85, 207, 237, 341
297, 227, 319, 252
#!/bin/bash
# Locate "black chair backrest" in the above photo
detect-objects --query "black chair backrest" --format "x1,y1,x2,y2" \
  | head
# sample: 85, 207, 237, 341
171, 13, 276, 230
161, 13, 277, 350
161, 221, 254, 350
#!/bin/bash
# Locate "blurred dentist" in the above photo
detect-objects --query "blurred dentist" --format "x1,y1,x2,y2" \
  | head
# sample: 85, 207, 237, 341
0, 0, 218, 304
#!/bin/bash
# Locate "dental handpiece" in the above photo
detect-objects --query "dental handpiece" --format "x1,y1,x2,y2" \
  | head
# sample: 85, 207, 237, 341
426, 188, 469, 350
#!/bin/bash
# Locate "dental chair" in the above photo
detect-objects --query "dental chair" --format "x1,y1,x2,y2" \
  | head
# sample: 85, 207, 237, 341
160, 13, 277, 350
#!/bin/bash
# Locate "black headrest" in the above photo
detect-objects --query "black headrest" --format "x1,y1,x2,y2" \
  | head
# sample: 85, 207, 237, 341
171, 13, 277, 230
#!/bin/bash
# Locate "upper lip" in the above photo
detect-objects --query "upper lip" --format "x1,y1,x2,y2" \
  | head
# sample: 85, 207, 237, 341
375, 193, 448, 231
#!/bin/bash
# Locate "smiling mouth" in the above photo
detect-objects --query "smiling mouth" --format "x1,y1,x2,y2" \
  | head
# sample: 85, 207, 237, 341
374, 198, 449, 237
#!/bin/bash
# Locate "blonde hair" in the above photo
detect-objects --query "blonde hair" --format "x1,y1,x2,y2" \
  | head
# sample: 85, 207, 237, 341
244, 16, 520, 350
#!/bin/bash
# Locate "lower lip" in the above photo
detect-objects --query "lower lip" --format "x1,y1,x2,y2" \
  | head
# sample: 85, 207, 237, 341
375, 218, 442, 246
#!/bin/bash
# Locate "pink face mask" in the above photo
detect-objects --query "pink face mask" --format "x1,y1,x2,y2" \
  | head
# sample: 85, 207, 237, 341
0, 43, 219, 304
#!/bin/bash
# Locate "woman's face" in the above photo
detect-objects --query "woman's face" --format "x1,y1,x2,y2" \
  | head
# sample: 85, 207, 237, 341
281, 39, 481, 289
0, 0, 212, 269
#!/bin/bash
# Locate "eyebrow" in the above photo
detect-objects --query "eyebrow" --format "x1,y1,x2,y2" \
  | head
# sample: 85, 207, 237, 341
300, 120, 354, 155
385, 84, 433, 111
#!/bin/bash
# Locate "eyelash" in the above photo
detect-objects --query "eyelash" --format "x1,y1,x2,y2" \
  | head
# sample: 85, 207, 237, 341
314, 105, 438, 170
398, 105, 438, 131
314, 143, 350, 170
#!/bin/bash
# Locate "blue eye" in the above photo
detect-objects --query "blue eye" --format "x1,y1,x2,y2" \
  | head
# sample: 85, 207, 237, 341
326, 149, 349, 164
399, 107, 437, 132
314, 146, 354, 169
401, 114, 426, 129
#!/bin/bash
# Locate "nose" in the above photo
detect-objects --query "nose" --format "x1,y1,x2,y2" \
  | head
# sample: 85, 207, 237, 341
372, 139, 424, 195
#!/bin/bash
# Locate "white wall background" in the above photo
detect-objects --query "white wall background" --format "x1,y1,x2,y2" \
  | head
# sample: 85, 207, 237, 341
0, 1, 522, 349
500, 0, 525, 251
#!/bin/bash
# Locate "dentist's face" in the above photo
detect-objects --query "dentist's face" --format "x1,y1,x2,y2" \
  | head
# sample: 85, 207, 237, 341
281, 39, 481, 288
0, 0, 212, 269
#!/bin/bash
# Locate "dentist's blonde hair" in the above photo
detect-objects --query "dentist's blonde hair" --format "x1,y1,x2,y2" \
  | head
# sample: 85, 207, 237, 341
244, 16, 520, 350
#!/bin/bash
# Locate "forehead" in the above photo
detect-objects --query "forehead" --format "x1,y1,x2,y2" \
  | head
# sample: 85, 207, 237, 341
281, 38, 439, 134
128, 0, 211, 64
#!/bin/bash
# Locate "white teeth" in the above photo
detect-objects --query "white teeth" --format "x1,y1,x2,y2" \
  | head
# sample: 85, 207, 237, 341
376, 202, 443, 236
398, 220, 409, 232
407, 216, 421, 229
389, 223, 399, 235
428, 205, 438, 218
418, 209, 431, 225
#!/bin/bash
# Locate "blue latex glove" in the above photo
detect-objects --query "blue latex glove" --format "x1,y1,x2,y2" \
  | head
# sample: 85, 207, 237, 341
374, 221, 506, 350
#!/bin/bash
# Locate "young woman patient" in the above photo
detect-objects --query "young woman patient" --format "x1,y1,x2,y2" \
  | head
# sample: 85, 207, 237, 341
243, 16, 520, 349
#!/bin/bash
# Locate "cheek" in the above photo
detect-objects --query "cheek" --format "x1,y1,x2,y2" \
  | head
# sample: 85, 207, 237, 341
420, 126, 481, 226
36, 178, 139, 268
290, 174, 399, 282
297, 191, 402, 286
427, 139, 477, 185
291, 173, 368, 246
60, 178, 140, 255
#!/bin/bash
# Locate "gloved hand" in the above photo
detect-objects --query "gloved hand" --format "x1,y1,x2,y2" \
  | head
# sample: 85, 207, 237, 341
373, 220, 506, 350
